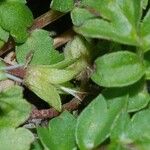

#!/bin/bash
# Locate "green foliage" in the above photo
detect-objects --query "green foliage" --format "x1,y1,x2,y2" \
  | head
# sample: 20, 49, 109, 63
141, 9, 150, 51
109, 109, 150, 150
76, 94, 126, 150
91, 51, 144, 87
50, 0, 74, 12
0, 40, 4, 49
127, 109, 150, 149
64, 35, 91, 60
23, 35, 90, 111
24, 69, 62, 111
108, 112, 131, 150
0, 86, 31, 127
144, 51, 150, 79
0, 26, 9, 42
16, 29, 64, 65
30, 140, 43, 150
103, 79, 150, 112
22, 34, 89, 111
0, 60, 7, 80
37, 111, 77, 150
71, 7, 95, 26
0, 1, 33, 43
6, 0, 27, 3
0, 0, 150, 149
72, 0, 140, 46
23, 59, 87, 111
0, 127, 34, 150
26, 66, 80, 85
142, 0, 149, 9
71, 0, 150, 52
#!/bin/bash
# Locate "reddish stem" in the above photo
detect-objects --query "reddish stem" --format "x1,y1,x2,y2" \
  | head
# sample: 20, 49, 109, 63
30, 10, 65, 31
31, 95, 86, 119
6, 65, 26, 79
0, 38, 15, 56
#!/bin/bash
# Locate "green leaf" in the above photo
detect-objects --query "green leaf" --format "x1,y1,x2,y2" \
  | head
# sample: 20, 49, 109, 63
5, 0, 26, 3
127, 82, 150, 112
76, 94, 126, 150
0, 40, 4, 49
16, 29, 64, 65
0, 60, 7, 81
24, 69, 62, 111
91, 51, 144, 87
71, 7, 95, 26
25, 65, 80, 85
141, 9, 150, 52
142, 0, 148, 9
64, 35, 91, 60
109, 109, 150, 150
0, 1, 33, 43
0, 85, 31, 128
0, 26, 8, 51
0, 127, 34, 150
103, 79, 150, 112
74, 18, 137, 46
50, 0, 74, 12
82, 0, 142, 28
127, 110, 150, 150
108, 97, 150, 150
76, 95, 107, 150
127, 109, 150, 141
30, 140, 43, 150
116, 0, 142, 29
108, 112, 131, 150
73, 0, 139, 46
37, 127, 51, 149
38, 111, 77, 150
24, 57, 88, 111
44, 58, 77, 70
0, 26, 9, 42
110, 112, 130, 142
144, 51, 150, 79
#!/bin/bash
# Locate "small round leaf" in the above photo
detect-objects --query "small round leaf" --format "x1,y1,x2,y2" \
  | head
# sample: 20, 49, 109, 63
91, 51, 144, 87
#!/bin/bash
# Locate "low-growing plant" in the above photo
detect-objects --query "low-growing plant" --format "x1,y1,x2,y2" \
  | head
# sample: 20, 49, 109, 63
0, 0, 150, 150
